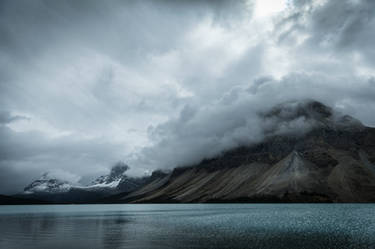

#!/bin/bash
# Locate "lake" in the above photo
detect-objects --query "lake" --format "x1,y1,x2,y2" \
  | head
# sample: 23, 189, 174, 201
0, 204, 374, 249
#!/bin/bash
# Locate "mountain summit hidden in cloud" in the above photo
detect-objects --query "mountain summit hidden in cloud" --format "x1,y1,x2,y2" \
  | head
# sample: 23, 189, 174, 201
15, 100, 375, 204
113, 100, 375, 203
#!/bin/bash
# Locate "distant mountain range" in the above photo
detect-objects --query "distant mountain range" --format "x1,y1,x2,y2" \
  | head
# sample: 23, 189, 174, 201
12, 162, 168, 203
3, 100, 375, 204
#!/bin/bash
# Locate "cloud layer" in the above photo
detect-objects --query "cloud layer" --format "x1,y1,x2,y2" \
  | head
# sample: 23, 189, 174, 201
0, 0, 375, 193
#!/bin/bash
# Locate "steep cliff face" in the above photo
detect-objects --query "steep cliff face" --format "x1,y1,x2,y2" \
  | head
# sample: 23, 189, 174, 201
118, 101, 375, 203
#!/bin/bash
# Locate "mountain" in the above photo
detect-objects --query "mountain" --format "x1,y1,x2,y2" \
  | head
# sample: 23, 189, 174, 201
114, 100, 375, 203
98, 170, 170, 203
23, 173, 73, 194
18, 162, 167, 203
16, 100, 375, 203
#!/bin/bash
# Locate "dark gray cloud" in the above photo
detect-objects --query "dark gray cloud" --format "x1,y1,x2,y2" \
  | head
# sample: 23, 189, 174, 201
276, 0, 375, 65
1, 0, 375, 193
0, 111, 29, 124
0, 165, 36, 195
130, 73, 375, 171
0, 0, 255, 193
0, 124, 128, 193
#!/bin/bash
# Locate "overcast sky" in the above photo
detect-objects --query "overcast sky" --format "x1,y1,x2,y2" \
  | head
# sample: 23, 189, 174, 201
1, 0, 375, 194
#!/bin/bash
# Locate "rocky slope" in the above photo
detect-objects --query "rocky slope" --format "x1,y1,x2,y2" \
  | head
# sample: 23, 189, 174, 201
116, 100, 375, 203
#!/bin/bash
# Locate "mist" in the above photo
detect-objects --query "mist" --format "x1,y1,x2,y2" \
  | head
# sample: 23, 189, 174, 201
1, 0, 375, 194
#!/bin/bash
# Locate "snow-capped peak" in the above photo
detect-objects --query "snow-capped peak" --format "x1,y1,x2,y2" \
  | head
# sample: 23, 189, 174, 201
23, 174, 73, 194
89, 162, 130, 188
23, 162, 132, 194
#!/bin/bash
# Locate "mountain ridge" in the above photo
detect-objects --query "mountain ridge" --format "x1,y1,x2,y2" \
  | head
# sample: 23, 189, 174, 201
18, 162, 168, 203
114, 100, 375, 203
17, 100, 375, 203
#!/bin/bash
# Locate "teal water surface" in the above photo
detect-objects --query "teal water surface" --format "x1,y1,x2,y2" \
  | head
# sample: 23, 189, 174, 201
0, 204, 374, 249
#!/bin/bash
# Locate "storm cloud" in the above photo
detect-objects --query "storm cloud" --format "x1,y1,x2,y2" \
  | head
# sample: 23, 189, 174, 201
0, 0, 374, 193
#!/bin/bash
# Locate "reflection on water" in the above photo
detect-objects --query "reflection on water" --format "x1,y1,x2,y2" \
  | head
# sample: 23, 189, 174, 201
0, 204, 374, 249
